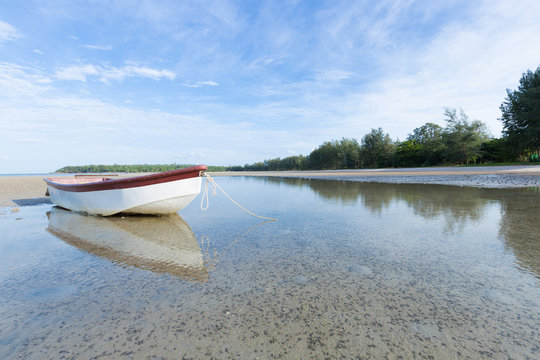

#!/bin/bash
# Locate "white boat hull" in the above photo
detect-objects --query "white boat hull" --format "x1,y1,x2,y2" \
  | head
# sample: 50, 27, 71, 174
47, 176, 202, 216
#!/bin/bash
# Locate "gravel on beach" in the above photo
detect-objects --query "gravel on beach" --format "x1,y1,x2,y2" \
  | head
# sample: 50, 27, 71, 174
296, 174, 540, 188
211, 166, 540, 189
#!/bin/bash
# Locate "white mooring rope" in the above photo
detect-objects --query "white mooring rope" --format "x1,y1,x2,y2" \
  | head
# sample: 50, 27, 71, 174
200, 173, 277, 221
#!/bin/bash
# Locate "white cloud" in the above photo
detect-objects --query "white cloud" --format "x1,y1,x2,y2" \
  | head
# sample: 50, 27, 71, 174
83, 44, 112, 50
33, 49, 45, 55
315, 70, 354, 82
0, 62, 293, 172
182, 80, 219, 88
0, 20, 20, 43
246, 56, 281, 71
54, 64, 176, 82
121, 66, 175, 81
55, 64, 100, 82
0, 63, 52, 97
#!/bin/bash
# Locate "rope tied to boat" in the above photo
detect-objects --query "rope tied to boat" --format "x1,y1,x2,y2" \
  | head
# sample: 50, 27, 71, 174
200, 173, 277, 221
200, 174, 217, 211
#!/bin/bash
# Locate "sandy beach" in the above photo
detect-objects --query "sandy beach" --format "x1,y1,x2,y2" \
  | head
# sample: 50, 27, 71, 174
1, 165, 539, 208
0, 176, 50, 208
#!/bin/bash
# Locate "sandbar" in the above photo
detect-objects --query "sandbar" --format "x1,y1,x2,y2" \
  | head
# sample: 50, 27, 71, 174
211, 165, 540, 188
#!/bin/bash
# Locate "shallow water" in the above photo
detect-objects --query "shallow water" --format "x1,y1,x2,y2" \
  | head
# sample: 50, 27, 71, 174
1, 177, 539, 359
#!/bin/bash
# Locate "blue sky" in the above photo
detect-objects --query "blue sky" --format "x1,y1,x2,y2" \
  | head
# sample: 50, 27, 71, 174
1, 0, 540, 173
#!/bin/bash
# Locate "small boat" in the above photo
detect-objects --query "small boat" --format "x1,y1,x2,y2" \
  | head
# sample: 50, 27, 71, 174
44, 165, 207, 216
47, 207, 209, 281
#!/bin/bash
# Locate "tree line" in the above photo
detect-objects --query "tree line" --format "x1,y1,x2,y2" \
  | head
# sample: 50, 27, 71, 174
235, 108, 492, 171
56, 164, 228, 173
235, 65, 540, 171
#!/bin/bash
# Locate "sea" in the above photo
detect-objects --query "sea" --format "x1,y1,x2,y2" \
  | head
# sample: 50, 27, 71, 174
1, 176, 539, 358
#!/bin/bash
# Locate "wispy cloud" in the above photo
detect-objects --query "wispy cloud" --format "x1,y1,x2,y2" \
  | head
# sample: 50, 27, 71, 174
83, 44, 112, 50
315, 70, 354, 82
0, 20, 19, 43
55, 64, 176, 82
336, 0, 540, 138
120, 66, 175, 81
182, 80, 219, 88
0, 62, 293, 171
237, 0, 540, 141
0, 63, 52, 97
55, 64, 99, 82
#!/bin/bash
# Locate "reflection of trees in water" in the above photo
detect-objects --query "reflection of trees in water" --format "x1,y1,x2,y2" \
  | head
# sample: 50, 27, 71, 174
391, 185, 491, 233
262, 177, 540, 278
260, 177, 311, 190
264, 177, 489, 231
310, 180, 385, 206
495, 188, 540, 279
263, 177, 392, 208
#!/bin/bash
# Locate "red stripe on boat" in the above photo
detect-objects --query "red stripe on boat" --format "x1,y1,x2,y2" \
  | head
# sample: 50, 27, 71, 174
44, 165, 207, 193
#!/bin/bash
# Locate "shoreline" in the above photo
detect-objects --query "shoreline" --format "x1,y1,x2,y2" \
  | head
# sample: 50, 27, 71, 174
1, 165, 539, 208
210, 165, 540, 189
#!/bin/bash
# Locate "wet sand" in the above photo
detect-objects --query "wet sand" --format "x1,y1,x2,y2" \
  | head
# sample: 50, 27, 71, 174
1, 165, 539, 208
0, 176, 50, 207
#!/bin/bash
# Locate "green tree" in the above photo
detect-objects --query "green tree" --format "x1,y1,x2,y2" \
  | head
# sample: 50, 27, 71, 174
262, 158, 279, 171
394, 140, 422, 167
337, 138, 361, 169
306, 138, 361, 170
308, 140, 341, 169
500, 65, 540, 155
442, 108, 490, 165
360, 128, 395, 168
407, 123, 444, 165
280, 155, 308, 170
479, 138, 515, 163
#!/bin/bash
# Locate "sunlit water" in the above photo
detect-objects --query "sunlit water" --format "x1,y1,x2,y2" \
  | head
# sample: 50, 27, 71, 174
1, 177, 539, 359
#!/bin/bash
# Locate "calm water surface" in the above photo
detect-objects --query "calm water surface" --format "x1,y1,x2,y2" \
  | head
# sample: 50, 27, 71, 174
0, 177, 539, 359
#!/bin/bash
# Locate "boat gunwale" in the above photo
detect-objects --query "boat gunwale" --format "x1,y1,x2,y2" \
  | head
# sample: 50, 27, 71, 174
44, 165, 207, 193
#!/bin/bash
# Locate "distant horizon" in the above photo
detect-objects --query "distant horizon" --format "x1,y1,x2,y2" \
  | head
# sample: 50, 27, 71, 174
2, 1, 540, 173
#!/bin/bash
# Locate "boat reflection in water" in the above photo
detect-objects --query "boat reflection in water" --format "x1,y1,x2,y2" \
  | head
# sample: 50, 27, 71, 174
46, 207, 208, 282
